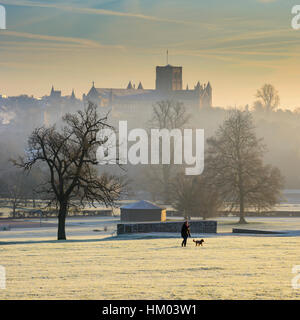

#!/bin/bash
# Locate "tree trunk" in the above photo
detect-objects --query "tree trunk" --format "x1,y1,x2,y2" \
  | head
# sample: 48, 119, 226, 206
239, 192, 247, 224
12, 201, 16, 219
163, 165, 170, 204
57, 201, 68, 240
238, 166, 247, 224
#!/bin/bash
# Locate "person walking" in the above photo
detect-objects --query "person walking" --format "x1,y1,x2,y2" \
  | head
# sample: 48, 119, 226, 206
181, 221, 191, 247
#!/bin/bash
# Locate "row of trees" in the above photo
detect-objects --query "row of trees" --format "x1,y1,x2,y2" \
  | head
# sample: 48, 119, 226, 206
0, 162, 45, 218
0, 171, 37, 217
10, 94, 284, 240
140, 101, 283, 224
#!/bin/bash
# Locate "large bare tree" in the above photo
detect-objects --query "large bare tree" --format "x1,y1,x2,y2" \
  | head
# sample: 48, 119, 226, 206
206, 109, 283, 224
13, 103, 125, 240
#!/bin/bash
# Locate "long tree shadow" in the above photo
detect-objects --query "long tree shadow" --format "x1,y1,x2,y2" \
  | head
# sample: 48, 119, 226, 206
0, 238, 109, 246
3, 228, 286, 246
0, 234, 184, 246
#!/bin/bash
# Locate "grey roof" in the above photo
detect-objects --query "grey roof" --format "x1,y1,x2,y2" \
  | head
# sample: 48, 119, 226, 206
121, 200, 163, 210
94, 88, 153, 97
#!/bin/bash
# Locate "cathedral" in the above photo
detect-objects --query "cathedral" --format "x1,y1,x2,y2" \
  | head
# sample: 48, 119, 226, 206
83, 64, 212, 116
19, 64, 213, 127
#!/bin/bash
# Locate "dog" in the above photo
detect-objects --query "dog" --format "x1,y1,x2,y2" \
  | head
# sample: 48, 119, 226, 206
193, 239, 204, 246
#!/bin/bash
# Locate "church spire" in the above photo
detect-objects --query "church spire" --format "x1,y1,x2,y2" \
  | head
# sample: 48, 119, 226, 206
50, 85, 55, 97
127, 81, 133, 90
138, 82, 144, 90
206, 81, 212, 93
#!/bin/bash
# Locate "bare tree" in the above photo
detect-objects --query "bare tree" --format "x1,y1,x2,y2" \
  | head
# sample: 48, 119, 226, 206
6, 172, 26, 218
143, 100, 190, 203
149, 100, 190, 129
170, 172, 222, 220
254, 84, 280, 112
206, 109, 283, 224
0, 163, 44, 216
13, 102, 125, 240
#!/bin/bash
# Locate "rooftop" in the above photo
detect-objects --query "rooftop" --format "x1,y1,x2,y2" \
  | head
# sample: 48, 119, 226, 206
121, 200, 164, 210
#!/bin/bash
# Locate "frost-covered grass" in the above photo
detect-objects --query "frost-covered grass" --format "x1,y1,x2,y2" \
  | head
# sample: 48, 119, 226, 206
1, 234, 300, 300
216, 217, 300, 233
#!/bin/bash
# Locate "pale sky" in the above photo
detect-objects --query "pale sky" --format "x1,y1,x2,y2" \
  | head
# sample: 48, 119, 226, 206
0, 0, 300, 109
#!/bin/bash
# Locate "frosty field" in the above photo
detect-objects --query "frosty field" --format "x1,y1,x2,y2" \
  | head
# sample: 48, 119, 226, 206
1, 222, 300, 300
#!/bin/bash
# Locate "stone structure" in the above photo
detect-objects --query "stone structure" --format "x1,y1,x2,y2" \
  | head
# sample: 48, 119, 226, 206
84, 63, 212, 117
42, 86, 82, 126
117, 220, 217, 235
120, 200, 166, 222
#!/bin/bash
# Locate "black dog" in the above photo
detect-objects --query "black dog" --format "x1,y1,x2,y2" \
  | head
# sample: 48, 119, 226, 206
193, 239, 204, 246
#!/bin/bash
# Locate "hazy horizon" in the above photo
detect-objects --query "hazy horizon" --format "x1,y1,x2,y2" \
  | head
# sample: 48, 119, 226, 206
1, 0, 300, 109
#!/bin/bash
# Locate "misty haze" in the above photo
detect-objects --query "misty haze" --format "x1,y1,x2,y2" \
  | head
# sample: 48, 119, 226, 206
1, 0, 300, 303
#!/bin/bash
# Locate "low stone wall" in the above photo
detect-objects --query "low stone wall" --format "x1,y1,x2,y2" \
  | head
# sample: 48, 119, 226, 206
117, 220, 217, 235
232, 228, 283, 235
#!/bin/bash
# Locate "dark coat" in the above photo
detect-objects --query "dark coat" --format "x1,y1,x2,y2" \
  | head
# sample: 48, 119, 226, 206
181, 223, 191, 238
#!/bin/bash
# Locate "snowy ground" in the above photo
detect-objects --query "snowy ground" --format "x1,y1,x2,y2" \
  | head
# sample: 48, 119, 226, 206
1, 217, 300, 299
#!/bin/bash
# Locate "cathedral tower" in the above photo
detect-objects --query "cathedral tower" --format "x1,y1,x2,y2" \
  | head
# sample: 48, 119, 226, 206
155, 64, 182, 92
